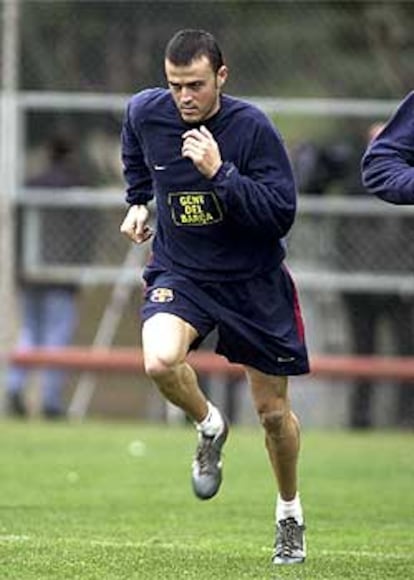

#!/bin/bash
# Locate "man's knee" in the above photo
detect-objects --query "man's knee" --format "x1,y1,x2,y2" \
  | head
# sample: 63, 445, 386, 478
142, 313, 197, 380
144, 352, 180, 380
259, 406, 288, 437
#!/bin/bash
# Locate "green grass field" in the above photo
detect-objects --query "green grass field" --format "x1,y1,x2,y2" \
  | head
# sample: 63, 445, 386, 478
0, 420, 413, 579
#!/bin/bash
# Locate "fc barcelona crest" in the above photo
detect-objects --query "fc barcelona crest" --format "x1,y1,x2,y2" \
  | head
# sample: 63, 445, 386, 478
149, 287, 174, 303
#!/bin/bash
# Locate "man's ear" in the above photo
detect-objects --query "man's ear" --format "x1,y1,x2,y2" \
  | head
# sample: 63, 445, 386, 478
217, 65, 228, 88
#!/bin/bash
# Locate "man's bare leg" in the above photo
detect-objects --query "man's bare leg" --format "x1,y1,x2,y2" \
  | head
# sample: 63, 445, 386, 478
142, 312, 228, 499
142, 313, 208, 421
247, 368, 299, 499
246, 366, 305, 564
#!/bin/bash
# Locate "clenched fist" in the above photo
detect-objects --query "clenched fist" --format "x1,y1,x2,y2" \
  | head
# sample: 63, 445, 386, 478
120, 204, 153, 244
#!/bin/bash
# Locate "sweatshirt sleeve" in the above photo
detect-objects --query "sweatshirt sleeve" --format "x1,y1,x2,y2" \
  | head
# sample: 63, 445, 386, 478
210, 116, 296, 238
361, 92, 414, 205
121, 100, 154, 206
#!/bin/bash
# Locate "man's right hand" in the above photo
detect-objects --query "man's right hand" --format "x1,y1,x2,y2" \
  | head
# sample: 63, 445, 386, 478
120, 205, 153, 244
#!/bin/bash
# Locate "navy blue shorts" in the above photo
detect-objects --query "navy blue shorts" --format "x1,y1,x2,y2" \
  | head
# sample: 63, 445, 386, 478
141, 264, 309, 376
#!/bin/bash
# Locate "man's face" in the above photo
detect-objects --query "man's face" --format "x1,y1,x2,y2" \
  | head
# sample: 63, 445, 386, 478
165, 55, 228, 124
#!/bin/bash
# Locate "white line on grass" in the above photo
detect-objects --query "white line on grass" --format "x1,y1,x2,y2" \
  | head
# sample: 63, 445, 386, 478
1, 535, 413, 563
321, 549, 412, 561
0, 535, 30, 542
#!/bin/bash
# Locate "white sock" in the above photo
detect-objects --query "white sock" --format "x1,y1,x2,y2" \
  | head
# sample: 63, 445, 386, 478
196, 402, 224, 437
276, 492, 304, 525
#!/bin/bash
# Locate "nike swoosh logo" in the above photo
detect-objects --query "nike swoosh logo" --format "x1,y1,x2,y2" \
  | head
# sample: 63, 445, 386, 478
277, 356, 296, 363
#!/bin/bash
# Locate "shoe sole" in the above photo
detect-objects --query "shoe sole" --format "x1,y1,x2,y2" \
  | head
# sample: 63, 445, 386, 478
273, 556, 305, 565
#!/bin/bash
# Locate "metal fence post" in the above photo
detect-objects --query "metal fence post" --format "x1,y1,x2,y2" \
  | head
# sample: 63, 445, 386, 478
0, 0, 20, 407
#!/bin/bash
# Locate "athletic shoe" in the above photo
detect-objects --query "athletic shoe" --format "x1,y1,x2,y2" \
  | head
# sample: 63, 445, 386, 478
191, 418, 229, 500
272, 517, 306, 564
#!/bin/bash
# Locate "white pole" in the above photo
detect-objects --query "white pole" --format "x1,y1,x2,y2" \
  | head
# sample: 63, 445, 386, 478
0, 0, 20, 397
67, 244, 145, 420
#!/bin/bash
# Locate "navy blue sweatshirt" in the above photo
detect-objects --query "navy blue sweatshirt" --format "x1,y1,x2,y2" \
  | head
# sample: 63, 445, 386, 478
121, 88, 297, 280
362, 91, 414, 204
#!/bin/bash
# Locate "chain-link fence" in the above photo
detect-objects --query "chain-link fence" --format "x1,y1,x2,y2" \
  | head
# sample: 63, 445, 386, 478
289, 199, 414, 285
1, 0, 414, 425
16, 0, 414, 98
18, 190, 149, 284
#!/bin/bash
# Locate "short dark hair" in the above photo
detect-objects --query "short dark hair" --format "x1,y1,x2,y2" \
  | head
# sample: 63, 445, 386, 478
165, 29, 224, 73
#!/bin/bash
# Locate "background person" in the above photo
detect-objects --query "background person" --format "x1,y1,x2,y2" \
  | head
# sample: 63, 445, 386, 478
340, 123, 413, 428
6, 134, 88, 419
120, 29, 309, 565
293, 124, 414, 428
362, 96, 414, 427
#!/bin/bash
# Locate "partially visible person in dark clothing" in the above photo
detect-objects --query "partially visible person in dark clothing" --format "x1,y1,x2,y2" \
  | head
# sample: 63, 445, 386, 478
6, 134, 92, 419
362, 92, 414, 205
293, 126, 414, 428
361, 98, 414, 426
291, 139, 352, 196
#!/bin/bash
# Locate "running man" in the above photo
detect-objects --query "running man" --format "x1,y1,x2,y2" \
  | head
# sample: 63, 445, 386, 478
120, 29, 309, 565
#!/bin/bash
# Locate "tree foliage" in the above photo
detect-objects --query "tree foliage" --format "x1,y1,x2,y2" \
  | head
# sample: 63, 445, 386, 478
19, 1, 414, 98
